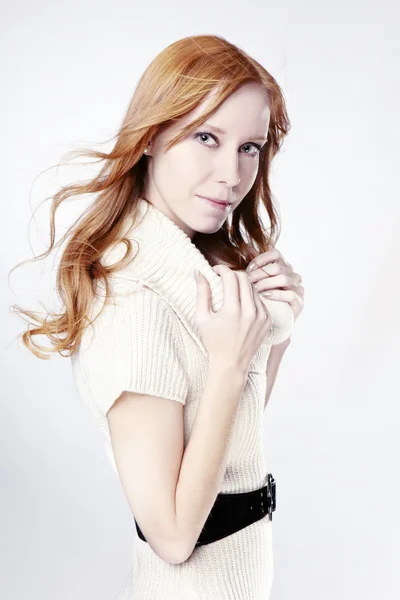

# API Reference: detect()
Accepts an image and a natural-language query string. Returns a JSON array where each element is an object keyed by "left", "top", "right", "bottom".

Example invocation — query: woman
[{"left": 12, "top": 34, "right": 304, "bottom": 599}]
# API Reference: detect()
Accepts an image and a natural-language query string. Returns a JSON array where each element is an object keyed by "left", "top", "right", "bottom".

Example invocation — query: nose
[{"left": 215, "top": 150, "right": 241, "bottom": 187}]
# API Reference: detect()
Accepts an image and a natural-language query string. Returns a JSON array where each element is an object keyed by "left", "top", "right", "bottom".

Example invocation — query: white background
[{"left": 2, "top": 0, "right": 399, "bottom": 598}]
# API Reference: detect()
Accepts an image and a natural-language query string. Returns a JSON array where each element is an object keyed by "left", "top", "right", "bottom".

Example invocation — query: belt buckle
[{"left": 266, "top": 473, "right": 276, "bottom": 520}]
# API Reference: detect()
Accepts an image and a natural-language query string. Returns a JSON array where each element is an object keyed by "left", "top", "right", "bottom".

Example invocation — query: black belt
[{"left": 135, "top": 472, "right": 276, "bottom": 547}]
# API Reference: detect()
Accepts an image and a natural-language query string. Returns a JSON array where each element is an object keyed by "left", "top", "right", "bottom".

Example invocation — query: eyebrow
[{"left": 201, "top": 122, "right": 268, "bottom": 142}]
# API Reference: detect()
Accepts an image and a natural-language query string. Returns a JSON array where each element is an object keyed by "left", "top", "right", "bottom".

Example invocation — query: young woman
[{"left": 12, "top": 34, "right": 304, "bottom": 599}]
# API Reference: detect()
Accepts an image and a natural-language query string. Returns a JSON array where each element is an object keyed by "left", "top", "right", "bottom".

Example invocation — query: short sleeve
[{"left": 71, "top": 286, "right": 189, "bottom": 442}]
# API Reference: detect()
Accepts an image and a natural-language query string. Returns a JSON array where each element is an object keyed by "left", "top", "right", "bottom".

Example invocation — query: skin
[
  {"left": 142, "top": 81, "right": 270, "bottom": 240},
  {"left": 142, "top": 82, "right": 304, "bottom": 409},
  {"left": 141, "top": 80, "right": 304, "bottom": 325}
]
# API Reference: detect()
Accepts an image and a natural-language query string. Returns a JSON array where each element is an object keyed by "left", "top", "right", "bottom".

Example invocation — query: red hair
[{"left": 9, "top": 34, "right": 291, "bottom": 359}]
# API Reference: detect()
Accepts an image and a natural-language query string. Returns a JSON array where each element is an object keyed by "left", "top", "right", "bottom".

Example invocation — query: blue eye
[
  {"left": 193, "top": 131, "right": 262, "bottom": 156},
  {"left": 193, "top": 131, "right": 218, "bottom": 146}
]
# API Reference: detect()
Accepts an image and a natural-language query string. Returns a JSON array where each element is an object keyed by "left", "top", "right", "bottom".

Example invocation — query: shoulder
[
  {"left": 75, "top": 284, "right": 188, "bottom": 382},
  {"left": 84, "top": 284, "right": 178, "bottom": 347},
  {"left": 71, "top": 283, "right": 190, "bottom": 430}
]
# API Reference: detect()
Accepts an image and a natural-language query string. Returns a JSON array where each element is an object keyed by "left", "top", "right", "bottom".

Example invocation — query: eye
[
  {"left": 241, "top": 143, "right": 262, "bottom": 156},
  {"left": 193, "top": 131, "right": 218, "bottom": 147},
  {"left": 193, "top": 131, "right": 262, "bottom": 157}
]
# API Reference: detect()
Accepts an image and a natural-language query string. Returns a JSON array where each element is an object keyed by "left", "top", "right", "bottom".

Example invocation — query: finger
[
  {"left": 254, "top": 273, "right": 293, "bottom": 293},
  {"left": 248, "top": 261, "right": 284, "bottom": 283},
  {"left": 235, "top": 271, "right": 257, "bottom": 313},
  {"left": 261, "top": 289, "right": 296, "bottom": 302},
  {"left": 194, "top": 270, "right": 213, "bottom": 319},
  {"left": 252, "top": 276, "right": 269, "bottom": 318},
  {"left": 247, "top": 249, "right": 281, "bottom": 272},
  {"left": 212, "top": 264, "right": 241, "bottom": 310}
]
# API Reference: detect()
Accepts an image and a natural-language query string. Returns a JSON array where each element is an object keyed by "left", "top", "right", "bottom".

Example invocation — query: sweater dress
[{"left": 70, "top": 197, "right": 294, "bottom": 600}]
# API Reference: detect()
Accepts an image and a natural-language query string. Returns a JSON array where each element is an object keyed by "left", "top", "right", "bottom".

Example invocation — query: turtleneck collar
[{"left": 102, "top": 197, "right": 294, "bottom": 368}]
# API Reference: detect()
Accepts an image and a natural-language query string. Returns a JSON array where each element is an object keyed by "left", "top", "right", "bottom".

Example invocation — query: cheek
[
  {"left": 241, "top": 159, "right": 260, "bottom": 190},
  {"left": 165, "top": 145, "right": 211, "bottom": 185}
]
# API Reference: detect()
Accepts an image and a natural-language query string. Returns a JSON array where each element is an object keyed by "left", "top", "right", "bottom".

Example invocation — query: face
[{"left": 142, "top": 81, "right": 270, "bottom": 239}]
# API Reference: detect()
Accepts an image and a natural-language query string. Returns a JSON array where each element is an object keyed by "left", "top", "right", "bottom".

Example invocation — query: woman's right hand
[{"left": 193, "top": 265, "right": 272, "bottom": 373}]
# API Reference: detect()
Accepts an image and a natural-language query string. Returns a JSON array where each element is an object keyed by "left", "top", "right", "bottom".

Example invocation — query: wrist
[{"left": 208, "top": 357, "right": 249, "bottom": 380}]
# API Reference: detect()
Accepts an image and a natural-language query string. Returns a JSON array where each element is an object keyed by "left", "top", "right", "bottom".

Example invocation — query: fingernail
[
  {"left": 263, "top": 291, "right": 273, "bottom": 297},
  {"left": 249, "top": 262, "right": 257, "bottom": 272}
]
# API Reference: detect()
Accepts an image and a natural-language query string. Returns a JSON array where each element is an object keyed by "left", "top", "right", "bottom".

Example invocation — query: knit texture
[{"left": 70, "top": 198, "right": 294, "bottom": 599}]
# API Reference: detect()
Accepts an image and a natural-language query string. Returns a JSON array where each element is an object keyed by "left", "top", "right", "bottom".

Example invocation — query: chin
[{"left": 194, "top": 221, "right": 225, "bottom": 236}]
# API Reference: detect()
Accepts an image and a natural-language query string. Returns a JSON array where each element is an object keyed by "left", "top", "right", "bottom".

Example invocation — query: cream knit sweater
[{"left": 71, "top": 198, "right": 294, "bottom": 599}]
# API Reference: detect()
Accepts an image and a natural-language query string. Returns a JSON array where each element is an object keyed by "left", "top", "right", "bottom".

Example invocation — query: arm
[
  {"left": 108, "top": 358, "right": 247, "bottom": 566},
  {"left": 264, "top": 337, "right": 291, "bottom": 410},
  {"left": 175, "top": 360, "right": 248, "bottom": 562}
]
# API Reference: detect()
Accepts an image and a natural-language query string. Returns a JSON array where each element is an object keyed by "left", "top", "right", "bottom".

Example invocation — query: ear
[{"left": 143, "top": 141, "right": 153, "bottom": 157}]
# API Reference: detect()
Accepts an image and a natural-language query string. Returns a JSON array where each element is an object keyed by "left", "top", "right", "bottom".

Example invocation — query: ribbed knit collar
[{"left": 104, "top": 197, "right": 293, "bottom": 367}]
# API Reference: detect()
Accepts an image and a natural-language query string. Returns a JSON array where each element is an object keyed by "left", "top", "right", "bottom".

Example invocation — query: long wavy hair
[{"left": 9, "top": 34, "right": 291, "bottom": 360}]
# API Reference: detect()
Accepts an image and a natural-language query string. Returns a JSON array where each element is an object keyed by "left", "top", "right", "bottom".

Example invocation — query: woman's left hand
[{"left": 246, "top": 249, "right": 304, "bottom": 323}]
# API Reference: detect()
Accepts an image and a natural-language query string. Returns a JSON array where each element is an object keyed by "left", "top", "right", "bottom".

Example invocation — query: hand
[{"left": 245, "top": 248, "right": 304, "bottom": 323}]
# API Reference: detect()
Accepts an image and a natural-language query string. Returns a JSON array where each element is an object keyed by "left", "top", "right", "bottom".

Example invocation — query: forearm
[
  {"left": 175, "top": 359, "right": 248, "bottom": 562},
  {"left": 264, "top": 337, "right": 291, "bottom": 410}
]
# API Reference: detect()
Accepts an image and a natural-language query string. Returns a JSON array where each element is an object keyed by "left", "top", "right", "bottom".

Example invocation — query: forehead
[
  {"left": 157, "top": 83, "right": 270, "bottom": 148},
  {"left": 181, "top": 83, "right": 270, "bottom": 133}
]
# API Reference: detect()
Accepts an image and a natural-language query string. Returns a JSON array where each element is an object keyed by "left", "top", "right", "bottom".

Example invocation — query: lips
[{"left": 198, "top": 196, "right": 231, "bottom": 206}]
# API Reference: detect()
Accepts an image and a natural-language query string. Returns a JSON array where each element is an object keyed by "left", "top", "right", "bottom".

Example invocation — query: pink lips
[
  {"left": 197, "top": 195, "right": 230, "bottom": 207},
  {"left": 210, "top": 199, "right": 229, "bottom": 206}
]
